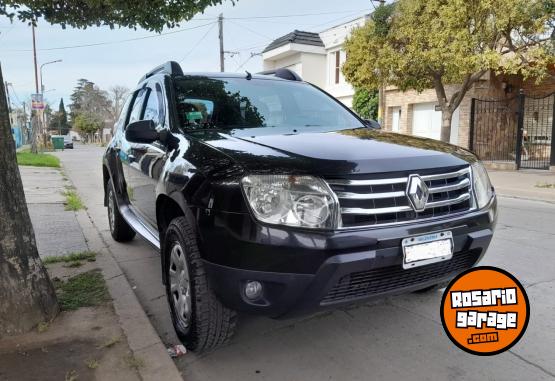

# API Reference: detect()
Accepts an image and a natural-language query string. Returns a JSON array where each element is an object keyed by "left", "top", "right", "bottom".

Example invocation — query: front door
[
  {"left": 122, "top": 82, "right": 168, "bottom": 227},
  {"left": 391, "top": 107, "right": 401, "bottom": 132}
]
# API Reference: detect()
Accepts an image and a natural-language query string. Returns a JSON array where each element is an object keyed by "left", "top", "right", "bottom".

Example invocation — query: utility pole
[
  {"left": 32, "top": 25, "right": 39, "bottom": 94},
  {"left": 218, "top": 14, "right": 225, "bottom": 72},
  {"left": 31, "top": 23, "right": 39, "bottom": 153}
]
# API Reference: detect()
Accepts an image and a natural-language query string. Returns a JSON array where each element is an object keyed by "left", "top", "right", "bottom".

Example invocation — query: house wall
[
  {"left": 384, "top": 84, "right": 471, "bottom": 147},
  {"left": 320, "top": 17, "right": 369, "bottom": 108},
  {"left": 299, "top": 53, "right": 326, "bottom": 88},
  {"left": 383, "top": 72, "right": 555, "bottom": 149},
  {"left": 263, "top": 52, "right": 302, "bottom": 72}
]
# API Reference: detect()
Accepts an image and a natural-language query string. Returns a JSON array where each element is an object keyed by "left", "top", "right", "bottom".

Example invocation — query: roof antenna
[{"left": 245, "top": 70, "right": 252, "bottom": 80}]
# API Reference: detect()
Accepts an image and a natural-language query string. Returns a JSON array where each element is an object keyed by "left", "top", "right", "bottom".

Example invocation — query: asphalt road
[{"left": 55, "top": 144, "right": 555, "bottom": 381}]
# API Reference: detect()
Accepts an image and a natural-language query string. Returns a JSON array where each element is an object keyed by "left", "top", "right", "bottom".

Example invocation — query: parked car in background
[
  {"left": 102, "top": 62, "right": 497, "bottom": 352},
  {"left": 64, "top": 135, "right": 74, "bottom": 149}
]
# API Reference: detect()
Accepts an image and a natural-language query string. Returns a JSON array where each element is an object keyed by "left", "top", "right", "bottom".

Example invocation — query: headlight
[
  {"left": 471, "top": 162, "right": 494, "bottom": 209},
  {"left": 241, "top": 175, "right": 339, "bottom": 229}
]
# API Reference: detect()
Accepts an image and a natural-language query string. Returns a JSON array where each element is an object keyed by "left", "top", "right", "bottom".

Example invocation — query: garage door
[
  {"left": 412, "top": 102, "right": 442, "bottom": 140},
  {"left": 412, "top": 103, "right": 460, "bottom": 145}
]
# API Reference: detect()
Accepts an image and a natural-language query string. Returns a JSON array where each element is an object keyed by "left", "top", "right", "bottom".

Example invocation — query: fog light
[{"left": 244, "top": 281, "right": 263, "bottom": 300}]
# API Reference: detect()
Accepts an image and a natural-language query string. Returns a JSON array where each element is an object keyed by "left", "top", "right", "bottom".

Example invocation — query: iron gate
[
  {"left": 520, "top": 93, "right": 555, "bottom": 169},
  {"left": 470, "top": 91, "right": 555, "bottom": 170},
  {"left": 469, "top": 96, "right": 519, "bottom": 164}
]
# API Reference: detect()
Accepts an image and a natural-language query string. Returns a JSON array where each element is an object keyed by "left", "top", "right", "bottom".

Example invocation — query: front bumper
[{"left": 201, "top": 197, "right": 497, "bottom": 318}]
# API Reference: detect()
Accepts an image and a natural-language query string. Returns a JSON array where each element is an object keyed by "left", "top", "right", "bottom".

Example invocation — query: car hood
[{"left": 188, "top": 128, "right": 476, "bottom": 176}]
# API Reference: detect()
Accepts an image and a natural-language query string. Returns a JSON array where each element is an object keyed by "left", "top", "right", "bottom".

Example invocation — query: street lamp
[
  {"left": 40, "top": 59, "right": 62, "bottom": 94},
  {"left": 38, "top": 59, "right": 61, "bottom": 141}
]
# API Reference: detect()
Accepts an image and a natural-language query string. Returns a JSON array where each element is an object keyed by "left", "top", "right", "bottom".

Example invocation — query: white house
[{"left": 262, "top": 15, "right": 370, "bottom": 108}]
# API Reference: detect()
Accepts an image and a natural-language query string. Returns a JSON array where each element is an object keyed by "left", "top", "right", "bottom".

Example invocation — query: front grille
[
  {"left": 327, "top": 167, "right": 473, "bottom": 228},
  {"left": 321, "top": 250, "right": 481, "bottom": 305}
]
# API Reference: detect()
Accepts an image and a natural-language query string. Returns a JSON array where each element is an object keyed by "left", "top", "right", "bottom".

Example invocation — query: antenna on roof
[{"left": 245, "top": 71, "right": 252, "bottom": 80}]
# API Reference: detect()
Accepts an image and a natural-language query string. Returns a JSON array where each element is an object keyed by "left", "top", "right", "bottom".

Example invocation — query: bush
[{"left": 352, "top": 88, "right": 378, "bottom": 120}]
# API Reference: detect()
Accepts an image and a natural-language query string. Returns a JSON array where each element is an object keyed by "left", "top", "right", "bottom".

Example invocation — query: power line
[
  {"left": 1, "top": 21, "right": 217, "bottom": 52},
  {"left": 200, "top": 9, "right": 370, "bottom": 21},
  {"left": 234, "top": 53, "right": 257, "bottom": 72},
  {"left": 227, "top": 20, "right": 274, "bottom": 41},
  {"left": 179, "top": 22, "right": 217, "bottom": 63},
  {"left": 310, "top": 10, "right": 368, "bottom": 30}
]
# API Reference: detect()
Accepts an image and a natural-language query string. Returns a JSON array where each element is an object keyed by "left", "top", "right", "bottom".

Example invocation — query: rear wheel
[
  {"left": 107, "top": 178, "right": 135, "bottom": 242},
  {"left": 164, "top": 216, "right": 237, "bottom": 352}
]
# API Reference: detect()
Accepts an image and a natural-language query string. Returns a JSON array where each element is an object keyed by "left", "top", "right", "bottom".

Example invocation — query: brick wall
[{"left": 383, "top": 71, "right": 555, "bottom": 150}]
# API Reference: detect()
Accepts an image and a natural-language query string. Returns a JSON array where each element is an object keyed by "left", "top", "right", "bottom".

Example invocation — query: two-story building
[{"left": 262, "top": 15, "right": 370, "bottom": 108}]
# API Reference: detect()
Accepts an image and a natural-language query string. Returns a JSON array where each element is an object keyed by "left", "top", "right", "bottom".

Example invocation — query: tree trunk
[
  {"left": 30, "top": 115, "right": 38, "bottom": 154},
  {"left": 440, "top": 108, "right": 453, "bottom": 143},
  {"left": 0, "top": 64, "right": 59, "bottom": 337}
]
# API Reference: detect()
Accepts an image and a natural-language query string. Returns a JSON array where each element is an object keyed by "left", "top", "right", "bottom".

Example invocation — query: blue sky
[{"left": 0, "top": 0, "right": 373, "bottom": 109}]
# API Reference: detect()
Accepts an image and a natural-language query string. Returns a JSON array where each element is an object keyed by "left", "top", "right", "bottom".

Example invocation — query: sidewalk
[
  {"left": 489, "top": 169, "right": 555, "bottom": 203},
  {"left": 20, "top": 166, "right": 88, "bottom": 258},
  {"left": 2, "top": 164, "right": 182, "bottom": 381}
]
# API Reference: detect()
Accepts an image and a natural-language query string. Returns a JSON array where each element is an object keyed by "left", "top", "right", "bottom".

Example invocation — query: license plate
[{"left": 402, "top": 231, "right": 453, "bottom": 269}]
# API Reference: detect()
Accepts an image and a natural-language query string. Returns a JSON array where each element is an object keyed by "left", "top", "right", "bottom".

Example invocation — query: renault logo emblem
[{"left": 407, "top": 175, "right": 429, "bottom": 212}]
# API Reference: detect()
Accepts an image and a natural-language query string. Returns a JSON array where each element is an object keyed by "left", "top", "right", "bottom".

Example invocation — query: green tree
[
  {"left": 69, "top": 79, "right": 111, "bottom": 124},
  {"left": 73, "top": 112, "right": 103, "bottom": 142},
  {"left": 48, "top": 98, "right": 70, "bottom": 135},
  {"left": 343, "top": 0, "right": 555, "bottom": 142},
  {"left": 0, "top": 0, "right": 234, "bottom": 337},
  {"left": 0, "top": 0, "right": 225, "bottom": 32},
  {"left": 352, "top": 88, "right": 378, "bottom": 120}
]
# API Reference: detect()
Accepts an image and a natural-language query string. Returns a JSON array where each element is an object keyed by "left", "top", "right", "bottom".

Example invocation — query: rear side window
[
  {"left": 143, "top": 83, "right": 166, "bottom": 126},
  {"left": 128, "top": 88, "right": 147, "bottom": 124},
  {"left": 116, "top": 94, "right": 134, "bottom": 130}
]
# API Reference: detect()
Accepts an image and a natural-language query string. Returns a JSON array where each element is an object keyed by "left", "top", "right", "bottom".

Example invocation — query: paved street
[{"left": 54, "top": 145, "right": 555, "bottom": 381}]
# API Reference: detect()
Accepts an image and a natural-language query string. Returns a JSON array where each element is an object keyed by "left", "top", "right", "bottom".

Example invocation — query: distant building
[{"left": 262, "top": 15, "right": 370, "bottom": 108}]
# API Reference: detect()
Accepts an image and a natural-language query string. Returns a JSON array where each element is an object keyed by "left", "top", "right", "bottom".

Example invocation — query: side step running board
[{"left": 119, "top": 204, "right": 161, "bottom": 250}]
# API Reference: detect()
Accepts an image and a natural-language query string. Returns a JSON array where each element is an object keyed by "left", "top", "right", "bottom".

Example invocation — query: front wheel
[{"left": 164, "top": 216, "right": 237, "bottom": 352}]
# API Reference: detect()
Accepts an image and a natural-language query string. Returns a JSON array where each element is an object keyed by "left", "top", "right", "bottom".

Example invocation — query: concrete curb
[
  {"left": 496, "top": 193, "right": 555, "bottom": 205},
  {"left": 75, "top": 209, "right": 182, "bottom": 381}
]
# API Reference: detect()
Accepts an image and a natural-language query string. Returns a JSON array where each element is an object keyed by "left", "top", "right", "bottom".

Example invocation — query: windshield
[{"left": 173, "top": 76, "right": 363, "bottom": 132}]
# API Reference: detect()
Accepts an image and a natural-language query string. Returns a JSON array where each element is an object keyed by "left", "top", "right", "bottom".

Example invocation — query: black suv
[{"left": 103, "top": 62, "right": 497, "bottom": 352}]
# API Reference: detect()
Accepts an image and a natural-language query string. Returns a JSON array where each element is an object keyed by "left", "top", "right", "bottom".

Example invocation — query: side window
[
  {"left": 143, "top": 83, "right": 166, "bottom": 126},
  {"left": 128, "top": 88, "right": 147, "bottom": 124},
  {"left": 143, "top": 90, "right": 159, "bottom": 124},
  {"left": 116, "top": 94, "right": 134, "bottom": 131}
]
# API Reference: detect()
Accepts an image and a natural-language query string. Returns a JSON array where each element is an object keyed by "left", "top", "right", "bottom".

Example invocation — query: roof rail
[
  {"left": 138, "top": 61, "right": 184, "bottom": 84},
  {"left": 258, "top": 68, "right": 303, "bottom": 81}
]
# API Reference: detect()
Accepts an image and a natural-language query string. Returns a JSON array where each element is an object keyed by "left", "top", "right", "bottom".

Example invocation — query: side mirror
[
  {"left": 363, "top": 119, "right": 381, "bottom": 129},
  {"left": 125, "top": 120, "right": 158, "bottom": 143}
]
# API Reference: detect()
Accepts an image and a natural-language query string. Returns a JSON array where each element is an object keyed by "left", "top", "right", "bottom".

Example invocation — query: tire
[
  {"left": 107, "top": 178, "right": 135, "bottom": 242},
  {"left": 164, "top": 216, "right": 237, "bottom": 352}
]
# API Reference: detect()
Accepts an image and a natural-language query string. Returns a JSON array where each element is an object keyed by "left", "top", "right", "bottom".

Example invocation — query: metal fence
[
  {"left": 470, "top": 91, "right": 555, "bottom": 170},
  {"left": 469, "top": 96, "right": 519, "bottom": 163},
  {"left": 520, "top": 93, "right": 554, "bottom": 170}
]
